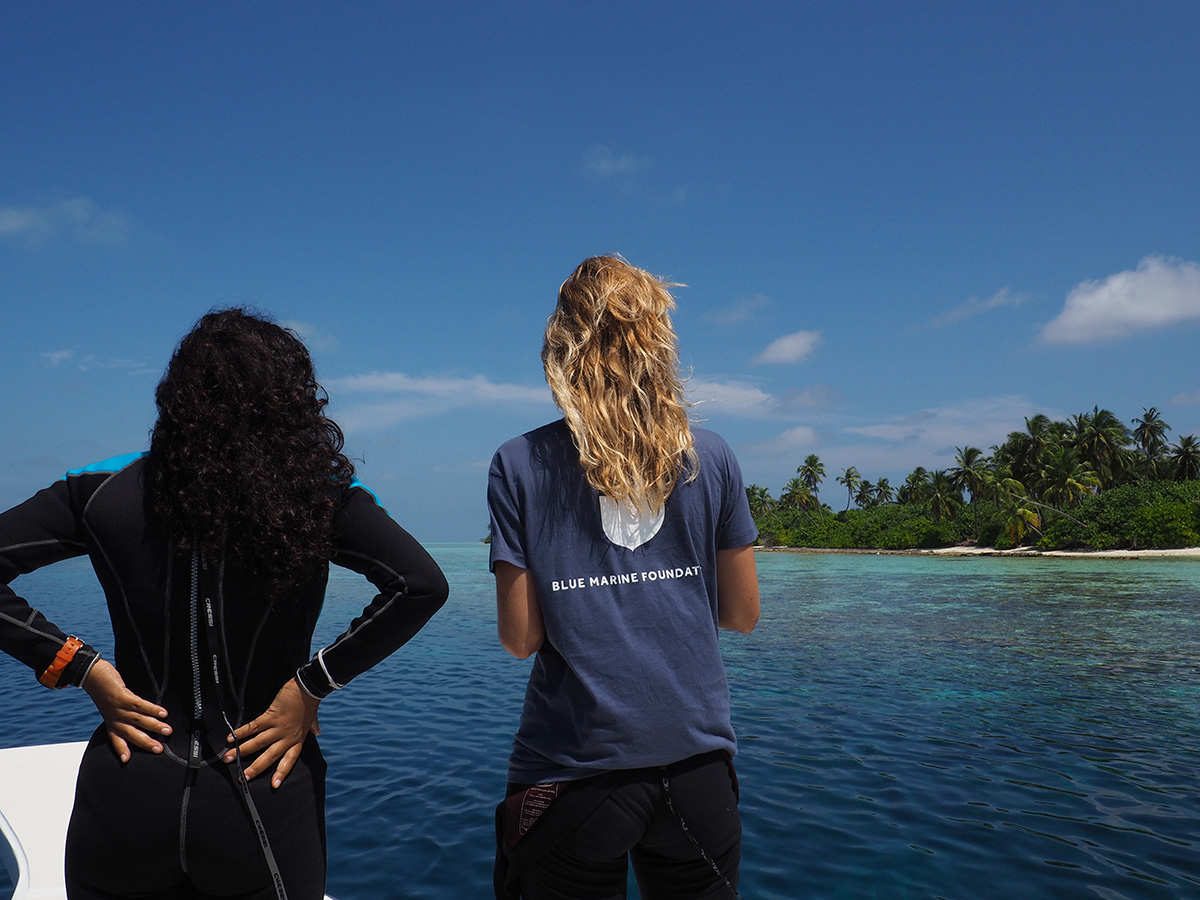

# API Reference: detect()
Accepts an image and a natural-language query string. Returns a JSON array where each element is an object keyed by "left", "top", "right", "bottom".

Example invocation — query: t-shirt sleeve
[
  {"left": 714, "top": 437, "right": 759, "bottom": 550},
  {"left": 487, "top": 443, "right": 528, "bottom": 572}
]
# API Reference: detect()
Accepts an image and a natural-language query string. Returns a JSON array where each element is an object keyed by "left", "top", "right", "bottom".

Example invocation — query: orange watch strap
[{"left": 39, "top": 636, "right": 84, "bottom": 688}]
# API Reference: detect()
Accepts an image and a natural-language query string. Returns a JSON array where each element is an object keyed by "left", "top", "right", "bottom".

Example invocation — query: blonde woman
[{"left": 488, "top": 256, "right": 760, "bottom": 899}]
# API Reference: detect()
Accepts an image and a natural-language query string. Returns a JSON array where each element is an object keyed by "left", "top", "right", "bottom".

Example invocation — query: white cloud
[
  {"left": 330, "top": 372, "right": 550, "bottom": 403},
  {"left": 775, "top": 385, "right": 842, "bottom": 413},
  {"left": 326, "top": 371, "right": 553, "bottom": 430},
  {"left": 747, "top": 425, "right": 819, "bottom": 456},
  {"left": 1169, "top": 390, "right": 1200, "bottom": 406},
  {"left": 686, "top": 379, "right": 840, "bottom": 420},
  {"left": 1041, "top": 255, "right": 1200, "bottom": 344},
  {"left": 0, "top": 198, "right": 130, "bottom": 246},
  {"left": 686, "top": 379, "right": 777, "bottom": 417},
  {"left": 736, "top": 395, "right": 1053, "bottom": 498},
  {"left": 703, "top": 293, "right": 771, "bottom": 325},
  {"left": 752, "top": 329, "right": 822, "bottom": 365},
  {"left": 844, "top": 415, "right": 936, "bottom": 443},
  {"left": 840, "top": 395, "right": 1036, "bottom": 456},
  {"left": 930, "top": 288, "right": 1026, "bottom": 327},
  {"left": 281, "top": 319, "right": 340, "bottom": 352},
  {"left": 582, "top": 144, "right": 651, "bottom": 177},
  {"left": 0, "top": 207, "right": 45, "bottom": 236},
  {"left": 740, "top": 396, "right": 1036, "bottom": 487},
  {"left": 40, "top": 349, "right": 156, "bottom": 376}
]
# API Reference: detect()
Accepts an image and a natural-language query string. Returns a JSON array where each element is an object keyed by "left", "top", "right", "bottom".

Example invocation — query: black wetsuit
[{"left": 0, "top": 454, "right": 449, "bottom": 900}]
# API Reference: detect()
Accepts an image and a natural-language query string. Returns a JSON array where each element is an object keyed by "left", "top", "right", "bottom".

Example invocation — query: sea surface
[{"left": 2, "top": 545, "right": 1199, "bottom": 899}]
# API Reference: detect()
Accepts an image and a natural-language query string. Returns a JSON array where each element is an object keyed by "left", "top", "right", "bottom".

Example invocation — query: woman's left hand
[{"left": 225, "top": 677, "right": 321, "bottom": 788}]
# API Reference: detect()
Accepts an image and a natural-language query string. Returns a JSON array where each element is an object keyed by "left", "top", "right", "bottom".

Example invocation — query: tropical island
[{"left": 747, "top": 407, "right": 1200, "bottom": 552}]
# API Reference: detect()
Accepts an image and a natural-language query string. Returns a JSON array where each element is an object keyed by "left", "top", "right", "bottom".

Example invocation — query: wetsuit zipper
[
  {"left": 195, "top": 554, "right": 290, "bottom": 900},
  {"left": 190, "top": 551, "right": 202, "bottom": 727},
  {"left": 181, "top": 549, "right": 204, "bottom": 874}
]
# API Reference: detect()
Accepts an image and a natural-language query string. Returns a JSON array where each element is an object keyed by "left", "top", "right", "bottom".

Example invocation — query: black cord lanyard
[{"left": 660, "top": 770, "right": 744, "bottom": 900}]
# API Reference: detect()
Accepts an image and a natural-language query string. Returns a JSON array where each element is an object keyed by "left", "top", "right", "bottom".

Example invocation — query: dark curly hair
[{"left": 148, "top": 308, "right": 354, "bottom": 597}]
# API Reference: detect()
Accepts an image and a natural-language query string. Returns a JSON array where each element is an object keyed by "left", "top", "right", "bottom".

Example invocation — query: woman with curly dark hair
[
  {"left": 148, "top": 308, "right": 357, "bottom": 598},
  {"left": 0, "top": 309, "right": 448, "bottom": 900}
]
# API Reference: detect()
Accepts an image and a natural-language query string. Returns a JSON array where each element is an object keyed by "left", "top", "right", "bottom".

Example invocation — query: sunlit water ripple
[{"left": 3, "top": 546, "right": 1198, "bottom": 899}]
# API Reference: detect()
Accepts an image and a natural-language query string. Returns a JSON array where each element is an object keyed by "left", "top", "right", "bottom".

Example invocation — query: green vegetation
[{"left": 748, "top": 407, "right": 1200, "bottom": 551}]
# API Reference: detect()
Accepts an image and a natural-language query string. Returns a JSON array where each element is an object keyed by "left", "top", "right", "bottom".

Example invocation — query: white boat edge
[
  {"left": 0, "top": 742, "right": 336, "bottom": 900},
  {"left": 0, "top": 742, "right": 85, "bottom": 900}
]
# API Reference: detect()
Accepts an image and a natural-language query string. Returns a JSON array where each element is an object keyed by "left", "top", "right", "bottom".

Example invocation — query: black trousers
[
  {"left": 497, "top": 750, "right": 741, "bottom": 900},
  {"left": 64, "top": 728, "right": 327, "bottom": 900}
]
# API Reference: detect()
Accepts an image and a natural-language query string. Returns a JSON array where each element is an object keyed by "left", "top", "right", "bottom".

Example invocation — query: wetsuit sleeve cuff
[
  {"left": 295, "top": 650, "right": 342, "bottom": 700},
  {"left": 59, "top": 645, "right": 100, "bottom": 690}
]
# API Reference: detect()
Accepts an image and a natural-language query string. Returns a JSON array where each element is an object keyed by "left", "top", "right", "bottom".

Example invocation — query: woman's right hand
[
  {"left": 81, "top": 658, "right": 171, "bottom": 762},
  {"left": 224, "top": 677, "right": 320, "bottom": 788}
]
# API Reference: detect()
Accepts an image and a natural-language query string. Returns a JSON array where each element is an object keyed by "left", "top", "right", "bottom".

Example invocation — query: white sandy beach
[
  {"left": 924, "top": 545, "right": 1200, "bottom": 559},
  {"left": 758, "top": 545, "right": 1200, "bottom": 560}
]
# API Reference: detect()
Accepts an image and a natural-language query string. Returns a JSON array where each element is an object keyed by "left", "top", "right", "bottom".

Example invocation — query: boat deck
[{"left": 0, "top": 742, "right": 86, "bottom": 900}]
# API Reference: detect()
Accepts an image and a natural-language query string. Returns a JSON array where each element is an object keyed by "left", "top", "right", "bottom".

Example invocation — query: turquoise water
[{"left": 2, "top": 546, "right": 1198, "bottom": 899}]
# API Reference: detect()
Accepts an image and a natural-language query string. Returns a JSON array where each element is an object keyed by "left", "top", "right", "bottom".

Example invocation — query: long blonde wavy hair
[{"left": 543, "top": 255, "right": 698, "bottom": 513}]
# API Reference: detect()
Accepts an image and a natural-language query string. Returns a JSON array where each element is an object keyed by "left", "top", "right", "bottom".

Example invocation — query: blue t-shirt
[{"left": 487, "top": 420, "right": 758, "bottom": 783}]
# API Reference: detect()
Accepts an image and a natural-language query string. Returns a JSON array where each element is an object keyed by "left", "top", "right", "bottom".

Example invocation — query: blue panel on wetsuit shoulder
[
  {"left": 63, "top": 452, "right": 147, "bottom": 479},
  {"left": 349, "top": 477, "right": 387, "bottom": 512}
]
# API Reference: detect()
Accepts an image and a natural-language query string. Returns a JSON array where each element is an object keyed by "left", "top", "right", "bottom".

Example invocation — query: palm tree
[
  {"left": 994, "top": 414, "right": 1055, "bottom": 493},
  {"left": 874, "top": 477, "right": 895, "bottom": 505},
  {"left": 975, "top": 468, "right": 1000, "bottom": 506},
  {"left": 745, "top": 484, "right": 776, "bottom": 520},
  {"left": 854, "top": 479, "right": 875, "bottom": 509},
  {"left": 995, "top": 476, "right": 1028, "bottom": 502},
  {"left": 1037, "top": 446, "right": 1100, "bottom": 509},
  {"left": 1107, "top": 445, "right": 1142, "bottom": 488},
  {"left": 797, "top": 454, "right": 826, "bottom": 517},
  {"left": 780, "top": 477, "right": 805, "bottom": 508},
  {"left": 1132, "top": 407, "right": 1171, "bottom": 477},
  {"left": 836, "top": 466, "right": 860, "bottom": 511},
  {"left": 1001, "top": 501, "right": 1041, "bottom": 545},
  {"left": 1069, "top": 406, "right": 1130, "bottom": 488},
  {"left": 1170, "top": 434, "right": 1200, "bottom": 481},
  {"left": 780, "top": 478, "right": 820, "bottom": 520},
  {"left": 898, "top": 467, "right": 930, "bottom": 505},
  {"left": 950, "top": 446, "right": 989, "bottom": 541},
  {"left": 926, "top": 470, "right": 962, "bottom": 522},
  {"left": 996, "top": 477, "right": 1041, "bottom": 545}
]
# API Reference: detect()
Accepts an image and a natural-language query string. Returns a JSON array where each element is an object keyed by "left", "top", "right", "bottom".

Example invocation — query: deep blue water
[{"left": 3, "top": 545, "right": 1199, "bottom": 899}]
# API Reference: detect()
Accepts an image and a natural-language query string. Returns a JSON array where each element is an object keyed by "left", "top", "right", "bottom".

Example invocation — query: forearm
[
  {"left": 716, "top": 545, "right": 760, "bottom": 633},
  {"left": 299, "top": 491, "right": 449, "bottom": 697},
  {"left": 0, "top": 477, "right": 95, "bottom": 684},
  {"left": 0, "top": 585, "right": 100, "bottom": 687},
  {"left": 297, "top": 560, "right": 447, "bottom": 697},
  {"left": 495, "top": 561, "right": 544, "bottom": 658}
]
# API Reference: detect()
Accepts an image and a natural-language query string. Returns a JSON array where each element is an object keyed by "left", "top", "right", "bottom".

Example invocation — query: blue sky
[{"left": 3, "top": 2, "right": 1199, "bottom": 540}]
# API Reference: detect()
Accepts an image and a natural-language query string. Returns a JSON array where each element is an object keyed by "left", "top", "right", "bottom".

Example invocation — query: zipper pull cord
[
  {"left": 224, "top": 712, "right": 290, "bottom": 900},
  {"left": 660, "top": 771, "right": 743, "bottom": 900}
]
